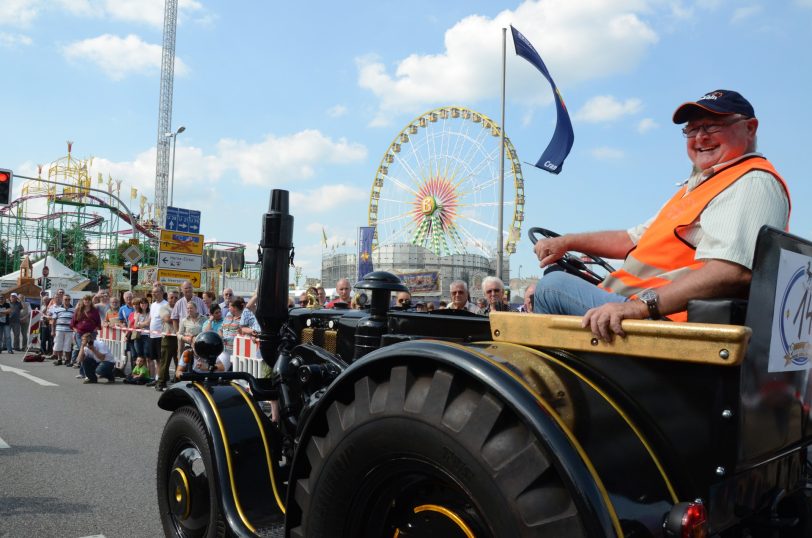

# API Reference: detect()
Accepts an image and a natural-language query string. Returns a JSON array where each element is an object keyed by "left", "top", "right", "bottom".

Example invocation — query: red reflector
[{"left": 681, "top": 502, "right": 708, "bottom": 538}]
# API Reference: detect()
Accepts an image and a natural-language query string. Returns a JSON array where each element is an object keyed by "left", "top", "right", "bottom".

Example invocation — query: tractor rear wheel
[{"left": 289, "top": 363, "right": 586, "bottom": 537}]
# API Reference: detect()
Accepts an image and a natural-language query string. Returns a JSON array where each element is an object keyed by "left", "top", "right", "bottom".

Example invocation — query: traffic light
[
  {"left": 122, "top": 263, "right": 131, "bottom": 280},
  {"left": 0, "top": 168, "right": 12, "bottom": 205},
  {"left": 130, "top": 264, "right": 139, "bottom": 286}
]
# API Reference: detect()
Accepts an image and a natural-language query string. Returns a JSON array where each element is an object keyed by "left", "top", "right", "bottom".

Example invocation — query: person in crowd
[
  {"left": 79, "top": 330, "right": 116, "bottom": 384},
  {"left": 95, "top": 289, "right": 111, "bottom": 318},
  {"left": 394, "top": 291, "right": 411, "bottom": 309},
  {"left": 238, "top": 300, "right": 258, "bottom": 335},
  {"left": 178, "top": 302, "right": 205, "bottom": 353},
  {"left": 317, "top": 286, "right": 327, "bottom": 306},
  {"left": 150, "top": 303, "right": 175, "bottom": 392},
  {"left": 123, "top": 356, "right": 151, "bottom": 385},
  {"left": 218, "top": 288, "right": 234, "bottom": 311},
  {"left": 9, "top": 293, "right": 24, "bottom": 351},
  {"left": 71, "top": 294, "right": 102, "bottom": 369},
  {"left": 51, "top": 294, "right": 74, "bottom": 366},
  {"left": 446, "top": 280, "right": 479, "bottom": 313},
  {"left": 426, "top": 302, "right": 435, "bottom": 312},
  {"left": 131, "top": 297, "right": 152, "bottom": 374},
  {"left": 202, "top": 291, "right": 217, "bottom": 313},
  {"left": 39, "top": 292, "right": 54, "bottom": 357},
  {"left": 414, "top": 302, "right": 428, "bottom": 312},
  {"left": 103, "top": 296, "right": 121, "bottom": 327},
  {"left": 146, "top": 283, "right": 167, "bottom": 381},
  {"left": 218, "top": 298, "right": 245, "bottom": 367},
  {"left": 118, "top": 291, "right": 136, "bottom": 370},
  {"left": 171, "top": 281, "right": 208, "bottom": 356},
  {"left": 201, "top": 304, "right": 224, "bottom": 334},
  {"left": 17, "top": 294, "right": 31, "bottom": 351},
  {"left": 326, "top": 278, "right": 352, "bottom": 308},
  {"left": 518, "top": 285, "right": 536, "bottom": 313},
  {"left": 246, "top": 290, "right": 258, "bottom": 313},
  {"left": 438, "top": 301, "right": 447, "bottom": 308},
  {"left": 480, "top": 277, "right": 507, "bottom": 314},
  {"left": 476, "top": 297, "right": 487, "bottom": 313},
  {"left": 532, "top": 89, "right": 790, "bottom": 341},
  {"left": 0, "top": 294, "right": 12, "bottom": 354}
]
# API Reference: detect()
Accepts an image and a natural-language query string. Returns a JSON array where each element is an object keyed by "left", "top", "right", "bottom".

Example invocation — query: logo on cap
[{"left": 699, "top": 91, "right": 725, "bottom": 102}]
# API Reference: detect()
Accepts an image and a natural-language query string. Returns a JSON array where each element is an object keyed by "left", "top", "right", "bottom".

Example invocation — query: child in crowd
[{"left": 123, "top": 357, "right": 151, "bottom": 385}]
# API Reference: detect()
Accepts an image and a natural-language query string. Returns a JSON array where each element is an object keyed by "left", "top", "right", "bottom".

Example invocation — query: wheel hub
[{"left": 167, "top": 446, "right": 211, "bottom": 536}]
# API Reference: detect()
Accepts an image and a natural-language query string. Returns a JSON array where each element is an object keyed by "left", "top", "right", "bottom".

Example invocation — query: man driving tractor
[{"left": 532, "top": 89, "right": 790, "bottom": 340}]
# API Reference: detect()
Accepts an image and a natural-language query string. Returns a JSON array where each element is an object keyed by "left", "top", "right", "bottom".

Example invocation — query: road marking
[
  {"left": 79, "top": 535, "right": 106, "bottom": 538},
  {"left": 0, "top": 364, "right": 58, "bottom": 386},
  {"left": 0, "top": 436, "right": 9, "bottom": 449}
]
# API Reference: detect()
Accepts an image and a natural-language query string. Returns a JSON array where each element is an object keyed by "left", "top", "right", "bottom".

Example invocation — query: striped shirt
[{"left": 52, "top": 306, "right": 75, "bottom": 333}]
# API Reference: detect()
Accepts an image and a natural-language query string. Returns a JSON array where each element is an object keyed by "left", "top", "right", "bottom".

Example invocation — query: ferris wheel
[{"left": 368, "top": 106, "right": 525, "bottom": 258}]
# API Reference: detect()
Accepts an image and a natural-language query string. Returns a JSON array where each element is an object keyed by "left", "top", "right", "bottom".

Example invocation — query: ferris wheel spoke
[
  {"left": 457, "top": 200, "right": 513, "bottom": 209},
  {"left": 454, "top": 221, "right": 493, "bottom": 256},
  {"left": 381, "top": 171, "right": 420, "bottom": 197},
  {"left": 375, "top": 211, "right": 414, "bottom": 226}
]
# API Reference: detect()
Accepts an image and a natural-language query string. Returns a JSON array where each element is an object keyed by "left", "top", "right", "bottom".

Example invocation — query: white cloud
[
  {"left": 0, "top": 0, "right": 39, "bottom": 26},
  {"left": 327, "top": 105, "right": 348, "bottom": 118},
  {"left": 0, "top": 32, "right": 33, "bottom": 47},
  {"left": 290, "top": 185, "right": 367, "bottom": 214},
  {"left": 637, "top": 117, "right": 658, "bottom": 133},
  {"left": 731, "top": 5, "right": 762, "bottom": 23},
  {"left": 358, "top": 0, "right": 658, "bottom": 125},
  {"left": 217, "top": 130, "right": 367, "bottom": 186},
  {"left": 591, "top": 146, "right": 625, "bottom": 160},
  {"left": 575, "top": 95, "right": 642, "bottom": 123},
  {"left": 62, "top": 34, "right": 189, "bottom": 80}
]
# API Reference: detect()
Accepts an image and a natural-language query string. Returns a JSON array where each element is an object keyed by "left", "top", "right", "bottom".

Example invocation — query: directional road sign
[
  {"left": 166, "top": 206, "right": 202, "bottom": 234},
  {"left": 122, "top": 244, "right": 143, "bottom": 264},
  {"left": 157, "top": 269, "right": 201, "bottom": 288},
  {"left": 158, "top": 252, "right": 203, "bottom": 272},
  {"left": 160, "top": 230, "right": 204, "bottom": 255}
]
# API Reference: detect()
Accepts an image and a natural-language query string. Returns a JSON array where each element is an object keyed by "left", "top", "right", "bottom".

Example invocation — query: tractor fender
[
  {"left": 287, "top": 339, "right": 623, "bottom": 537},
  {"left": 158, "top": 382, "right": 286, "bottom": 536}
]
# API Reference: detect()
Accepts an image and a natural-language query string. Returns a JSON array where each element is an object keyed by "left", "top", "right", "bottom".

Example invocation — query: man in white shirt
[
  {"left": 79, "top": 331, "right": 117, "bottom": 384},
  {"left": 146, "top": 283, "right": 167, "bottom": 381}
]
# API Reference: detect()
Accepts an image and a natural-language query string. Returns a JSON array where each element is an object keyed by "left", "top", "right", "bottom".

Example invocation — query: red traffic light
[
  {"left": 131, "top": 264, "right": 139, "bottom": 272},
  {"left": 0, "top": 168, "right": 12, "bottom": 205},
  {"left": 0, "top": 171, "right": 10, "bottom": 182}
]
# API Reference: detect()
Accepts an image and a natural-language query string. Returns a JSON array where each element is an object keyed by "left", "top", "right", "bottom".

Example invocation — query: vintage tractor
[{"left": 156, "top": 189, "right": 812, "bottom": 537}]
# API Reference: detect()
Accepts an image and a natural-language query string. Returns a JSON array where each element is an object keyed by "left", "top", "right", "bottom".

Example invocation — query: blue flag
[
  {"left": 510, "top": 25, "right": 574, "bottom": 174},
  {"left": 357, "top": 226, "right": 375, "bottom": 281}
]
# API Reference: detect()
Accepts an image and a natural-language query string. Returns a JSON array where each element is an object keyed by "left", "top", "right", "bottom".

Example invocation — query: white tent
[{"left": 0, "top": 257, "right": 90, "bottom": 293}]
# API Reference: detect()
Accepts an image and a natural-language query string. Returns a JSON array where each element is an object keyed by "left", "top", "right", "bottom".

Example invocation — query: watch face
[{"left": 640, "top": 289, "right": 656, "bottom": 303}]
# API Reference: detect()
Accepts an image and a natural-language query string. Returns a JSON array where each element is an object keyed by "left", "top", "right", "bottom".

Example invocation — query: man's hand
[
  {"left": 582, "top": 301, "right": 648, "bottom": 341},
  {"left": 533, "top": 236, "right": 570, "bottom": 268}
]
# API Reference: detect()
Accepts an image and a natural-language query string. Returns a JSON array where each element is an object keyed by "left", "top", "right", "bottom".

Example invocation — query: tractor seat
[{"left": 686, "top": 298, "right": 748, "bottom": 325}]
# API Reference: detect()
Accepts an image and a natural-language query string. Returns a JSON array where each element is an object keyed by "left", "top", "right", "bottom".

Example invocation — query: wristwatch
[{"left": 638, "top": 288, "right": 661, "bottom": 319}]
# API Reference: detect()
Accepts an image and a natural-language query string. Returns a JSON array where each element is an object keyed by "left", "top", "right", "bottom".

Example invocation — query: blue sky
[{"left": 2, "top": 0, "right": 811, "bottom": 286}]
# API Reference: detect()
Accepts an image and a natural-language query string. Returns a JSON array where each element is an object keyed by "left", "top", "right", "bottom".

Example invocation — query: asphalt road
[{"left": 0, "top": 353, "right": 170, "bottom": 538}]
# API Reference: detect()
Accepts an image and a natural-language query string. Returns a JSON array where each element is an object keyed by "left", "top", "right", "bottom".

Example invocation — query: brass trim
[
  {"left": 413, "top": 504, "right": 476, "bottom": 538},
  {"left": 230, "top": 381, "right": 286, "bottom": 514},
  {"left": 437, "top": 341, "right": 624, "bottom": 536},
  {"left": 171, "top": 466, "right": 191, "bottom": 520},
  {"left": 489, "top": 312, "right": 750, "bottom": 366},
  {"left": 483, "top": 341, "right": 679, "bottom": 503},
  {"left": 192, "top": 382, "right": 256, "bottom": 533}
]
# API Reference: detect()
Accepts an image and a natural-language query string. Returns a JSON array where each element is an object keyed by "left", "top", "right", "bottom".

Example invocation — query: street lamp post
[{"left": 166, "top": 125, "right": 185, "bottom": 207}]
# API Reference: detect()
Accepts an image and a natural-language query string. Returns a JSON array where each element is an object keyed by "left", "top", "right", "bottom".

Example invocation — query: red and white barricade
[
  {"left": 232, "top": 335, "right": 264, "bottom": 377},
  {"left": 97, "top": 325, "right": 128, "bottom": 366}
]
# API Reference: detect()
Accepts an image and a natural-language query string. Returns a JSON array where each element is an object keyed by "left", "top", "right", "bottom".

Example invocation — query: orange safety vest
[{"left": 600, "top": 156, "right": 790, "bottom": 321}]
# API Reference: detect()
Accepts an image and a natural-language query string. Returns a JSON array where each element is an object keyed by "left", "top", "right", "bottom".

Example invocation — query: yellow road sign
[
  {"left": 160, "top": 230, "right": 204, "bottom": 255},
  {"left": 157, "top": 269, "right": 201, "bottom": 288}
]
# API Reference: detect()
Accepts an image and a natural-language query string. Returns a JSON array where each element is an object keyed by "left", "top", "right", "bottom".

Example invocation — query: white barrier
[
  {"left": 232, "top": 335, "right": 265, "bottom": 377},
  {"left": 97, "top": 325, "right": 128, "bottom": 364}
]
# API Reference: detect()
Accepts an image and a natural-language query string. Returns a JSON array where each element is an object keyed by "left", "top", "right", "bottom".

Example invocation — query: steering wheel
[{"left": 528, "top": 227, "right": 616, "bottom": 286}]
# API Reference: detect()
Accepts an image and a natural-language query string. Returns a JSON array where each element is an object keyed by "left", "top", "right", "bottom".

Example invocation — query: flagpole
[{"left": 497, "top": 27, "right": 507, "bottom": 282}]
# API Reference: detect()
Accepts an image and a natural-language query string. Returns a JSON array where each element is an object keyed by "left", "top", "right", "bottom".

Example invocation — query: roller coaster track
[{"left": 0, "top": 193, "right": 157, "bottom": 239}]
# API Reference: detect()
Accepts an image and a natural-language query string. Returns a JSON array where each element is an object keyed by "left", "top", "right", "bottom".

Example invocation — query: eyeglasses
[
  {"left": 450, "top": 290, "right": 465, "bottom": 295},
  {"left": 397, "top": 298, "right": 410, "bottom": 304},
  {"left": 681, "top": 117, "right": 746, "bottom": 138},
  {"left": 485, "top": 288, "right": 503, "bottom": 295}
]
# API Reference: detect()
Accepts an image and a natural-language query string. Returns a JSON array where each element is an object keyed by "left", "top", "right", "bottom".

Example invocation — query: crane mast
[{"left": 153, "top": 0, "right": 178, "bottom": 227}]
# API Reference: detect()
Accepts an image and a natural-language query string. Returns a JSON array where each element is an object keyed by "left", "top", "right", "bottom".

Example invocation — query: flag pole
[{"left": 497, "top": 27, "right": 507, "bottom": 281}]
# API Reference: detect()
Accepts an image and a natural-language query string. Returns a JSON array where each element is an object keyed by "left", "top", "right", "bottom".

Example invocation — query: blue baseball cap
[{"left": 672, "top": 89, "right": 755, "bottom": 124}]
